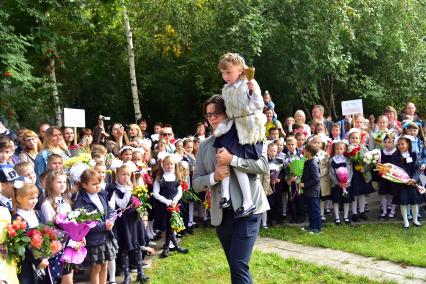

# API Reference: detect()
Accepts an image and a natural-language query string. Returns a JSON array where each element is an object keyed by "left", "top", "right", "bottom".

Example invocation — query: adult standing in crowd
[
  {"left": 311, "top": 105, "right": 333, "bottom": 135},
  {"left": 294, "top": 110, "right": 312, "bottom": 137},
  {"left": 38, "top": 122, "right": 50, "bottom": 143},
  {"left": 137, "top": 118, "right": 150, "bottom": 139},
  {"left": 18, "top": 130, "right": 41, "bottom": 168},
  {"left": 404, "top": 102, "right": 422, "bottom": 123},
  {"left": 193, "top": 95, "right": 269, "bottom": 284},
  {"left": 34, "top": 126, "right": 70, "bottom": 178},
  {"left": 107, "top": 122, "right": 130, "bottom": 156},
  {"left": 160, "top": 127, "right": 176, "bottom": 154},
  {"left": 264, "top": 108, "right": 285, "bottom": 138}
]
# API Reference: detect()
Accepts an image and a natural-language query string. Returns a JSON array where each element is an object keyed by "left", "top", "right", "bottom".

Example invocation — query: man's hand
[
  {"left": 216, "top": 148, "right": 233, "bottom": 166},
  {"left": 214, "top": 165, "right": 230, "bottom": 182}
]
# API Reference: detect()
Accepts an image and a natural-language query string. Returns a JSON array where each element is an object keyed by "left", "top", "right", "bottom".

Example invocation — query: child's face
[
  {"left": 17, "top": 192, "right": 38, "bottom": 210},
  {"left": 310, "top": 139, "right": 322, "bottom": 150},
  {"left": 286, "top": 141, "right": 296, "bottom": 153},
  {"left": 286, "top": 118, "right": 295, "bottom": 125},
  {"left": 52, "top": 175, "right": 67, "bottom": 195},
  {"left": 175, "top": 142, "right": 184, "bottom": 152},
  {"left": 296, "top": 135, "right": 305, "bottom": 148},
  {"left": 20, "top": 168, "right": 36, "bottom": 185},
  {"left": 94, "top": 166, "right": 106, "bottom": 181},
  {"left": 269, "top": 130, "right": 279, "bottom": 140},
  {"left": 83, "top": 177, "right": 101, "bottom": 194},
  {"left": 184, "top": 142, "right": 193, "bottom": 155},
  {"left": 349, "top": 133, "right": 360, "bottom": 144},
  {"left": 220, "top": 63, "right": 243, "bottom": 85},
  {"left": 378, "top": 118, "right": 388, "bottom": 130},
  {"left": 275, "top": 141, "right": 284, "bottom": 153},
  {"left": 0, "top": 148, "right": 13, "bottom": 163},
  {"left": 93, "top": 155, "right": 106, "bottom": 165},
  {"left": 335, "top": 144, "right": 346, "bottom": 156},
  {"left": 48, "top": 158, "right": 63, "bottom": 171},
  {"left": 153, "top": 125, "right": 162, "bottom": 134},
  {"left": 406, "top": 127, "right": 419, "bottom": 137},
  {"left": 331, "top": 127, "right": 340, "bottom": 138},
  {"left": 263, "top": 94, "right": 271, "bottom": 103},
  {"left": 267, "top": 145, "right": 277, "bottom": 159},
  {"left": 397, "top": 139, "right": 409, "bottom": 152},
  {"left": 384, "top": 139, "right": 394, "bottom": 151},
  {"left": 116, "top": 169, "right": 131, "bottom": 185},
  {"left": 162, "top": 159, "right": 175, "bottom": 173},
  {"left": 121, "top": 150, "right": 132, "bottom": 162},
  {"left": 315, "top": 126, "right": 325, "bottom": 134},
  {"left": 354, "top": 117, "right": 363, "bottom": 129},
  {"left": 302, "top": 149, "right": 312, "bottom": 159},
  {"left": 132, "top": 152, "right": 143, "bottom": 166}
]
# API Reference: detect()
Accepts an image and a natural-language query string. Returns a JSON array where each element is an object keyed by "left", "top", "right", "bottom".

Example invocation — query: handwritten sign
[
  {"left": 341, "top": 99, "right": 363, "bottom": 116},
  {"left": 64, "top": 108, "right": 86, "bottom": 128}
]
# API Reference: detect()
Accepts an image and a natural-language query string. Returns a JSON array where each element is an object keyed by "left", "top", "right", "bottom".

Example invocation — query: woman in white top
[{"left": 294, "top": 110, "right": 312, "bottom": 137}]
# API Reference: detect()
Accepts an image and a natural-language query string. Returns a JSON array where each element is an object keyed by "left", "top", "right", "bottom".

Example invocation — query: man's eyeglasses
[{"left": 204, "top": 112, "right": 222, "bottom": 119}]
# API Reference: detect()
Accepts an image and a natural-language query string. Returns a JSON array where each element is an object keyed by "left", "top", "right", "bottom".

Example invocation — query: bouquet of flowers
[
  {"left": 181, "top": 180, "right": 200, "bottom": 203},
  {"left": 63, "top": 153, "right": 95, "bottom": 169},
  {"left": 335, "top": 167, "right": 349, "bottom": 196},
  {"left": 167, "top": 204, "right": 185, "bottom": 232},
  {"left": 288, "top": 157, "right": 306, "bottom": 194},
  {"left": 27, "top": 225, "right": 67, "bottom": 259},
  {"left": 132, "top": 185, "right": 152, "bottom": 217},
  {"left": 362, "top": 149, "right": 381, "bottom": 166},
  {"left": 0, "top": 217, "right": 30, "bottom": 269},
  {"left": 375, "top": 163, "right": 412, "bottom": 184},
  {"left": 55, "top": 209, "right": 102, "bottom": 264}
]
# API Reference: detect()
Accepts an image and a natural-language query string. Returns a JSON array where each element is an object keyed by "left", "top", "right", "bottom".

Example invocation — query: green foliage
[
  {"left": 261, "top": 223, "right": 426, "bottom": 267},
  {"left": 1, "top": 0, "right": 425, "bottom": 132},
  {"left": 148, "top": 228, "right": 388, "bottom": 284}
]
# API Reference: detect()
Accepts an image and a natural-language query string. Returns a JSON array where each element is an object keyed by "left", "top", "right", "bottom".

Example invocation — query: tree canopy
[{"left": 1, "top": 0, "right": 425, "bottom": 134}]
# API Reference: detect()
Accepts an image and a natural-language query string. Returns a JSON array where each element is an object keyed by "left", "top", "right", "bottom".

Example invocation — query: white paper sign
[
  {"left": 63, "top": 108, "right": 86, "bottom": 128},
  {"left": 341, "top": 99, "right": 363, "bottom": 116}
]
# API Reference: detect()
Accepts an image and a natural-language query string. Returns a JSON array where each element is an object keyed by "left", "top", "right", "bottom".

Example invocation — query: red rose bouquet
[
  {"left": 181, "top": 180, "right": 200, "bottom": 203},
  {"left": 27, "top": 225, "right": 67, "bottom": 259},
  {"left": 167, "top": 204, "right": 185, "bottom": 232},
  {"left": 1, "top": 217, "right": 30, "bottom": 269}
]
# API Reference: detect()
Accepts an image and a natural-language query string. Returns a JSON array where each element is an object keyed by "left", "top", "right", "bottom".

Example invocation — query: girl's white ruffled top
[{"left": 218, "top": 79, "right": 267, "bottom": 144}]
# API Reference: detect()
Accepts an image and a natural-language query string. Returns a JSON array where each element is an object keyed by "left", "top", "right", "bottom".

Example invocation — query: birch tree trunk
[
  {"left": 123, "top": 6, "right": 142, "bottom": 120},
  {"left": 49, "top": 57, "right": 62, "bottom": 126}
]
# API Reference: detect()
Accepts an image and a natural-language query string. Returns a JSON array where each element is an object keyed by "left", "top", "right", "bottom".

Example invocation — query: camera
[{"left": 98, "top": 115, "right": 111, "bottom": 121}]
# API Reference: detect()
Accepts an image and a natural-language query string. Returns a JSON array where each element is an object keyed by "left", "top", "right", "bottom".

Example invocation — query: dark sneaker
[
  {"left": 234, "top": 204, "right": 256, "bottom": 219},
  {"left": 351, "top": 214, "right": 359, "bottom": 222},
  {"left": 359, "top": 212, "right": 368, "bottom": 220},
  {"left": 219, "top": 198, "right": 231, "bottom": 209}
]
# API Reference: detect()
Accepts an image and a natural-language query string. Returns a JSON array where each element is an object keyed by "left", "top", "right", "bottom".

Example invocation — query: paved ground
[{"left": 255, "top": 237, "right": 426, "bottom": 284}]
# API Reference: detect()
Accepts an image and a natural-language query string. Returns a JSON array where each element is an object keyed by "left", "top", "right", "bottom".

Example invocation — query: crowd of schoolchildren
[
  {"left": 1, "top": 88, "right": 425, "bottom": 283},
  {"left": 262, "top": 100, "right": 426, "bottom": 233}
]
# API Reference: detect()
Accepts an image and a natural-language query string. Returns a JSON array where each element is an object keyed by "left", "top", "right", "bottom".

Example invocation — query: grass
[
  {"left": 260, "top": 223, "right": 426, "bottom": 267},
  {"left": 146, "top": 228, "right": 393, "bottom": 284}
]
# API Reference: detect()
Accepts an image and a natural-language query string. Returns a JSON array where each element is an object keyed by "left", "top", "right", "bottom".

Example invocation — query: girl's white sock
[
  {"left": 359, "top": 195, "right": 366, "bottom": 213},
  {"left": 234, "top": 168, "right": 253, "bottom": 209},
  {"left": 380, "top": 195, "right": 388, "bottom": 215},
  {"left": 413, "top": 204, "right": 421, "bottom": 225},
  {"left": 221, "top": 176, "right": 230, "bottom": 200},
  {"left": 189, "top": 202, "right": 194, "bottom": 224},
  {"left": 344, "top": 203, "right": 350, "bottom": 219},
  {"left": 108, "top": 260, "right": 116, "bottom": 282},
  {"left": 261, "top": 211, "right": 267, "bottom": 226},
  {"left": 352, "top": 196, "right": 359, "bottom": 214},
  {"left": 320, "top": 200, "right": 325, "bottom": 217},
  {"left": 401, "top": 205, "right": 409, "bottom": 227},
  {"left": 333, "top": 203, "right": 340, "bottom": 220},
  {"left": 282, "top": 192, "right": 288, "bottom": 215}
]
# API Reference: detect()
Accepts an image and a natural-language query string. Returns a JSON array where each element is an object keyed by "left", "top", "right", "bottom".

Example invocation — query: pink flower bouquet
[
  {"left": 335, "top": 167, "right": 349, "bottom": 196},
  {"left": 55, "top": 209, "right": 102, "bottom": 264}
]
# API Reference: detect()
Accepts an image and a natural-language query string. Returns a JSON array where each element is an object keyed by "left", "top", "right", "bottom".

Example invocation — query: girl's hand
[
  {"left": 275, "top": 179, "right": 281, "bottom": 183},
  {"left": 38, "top": 258, "right": 49, "bottom": 269},
  {"left": 106, "top": 220, "right": 114, "bottom": 231},
  {"left": 299, "top": 183, "right": 304, "bottom": 188},
  {"left": 73, "top": 242, "right": 82, "bottom": 251},
  {"left": 291, "top": 176, "right": 298, "bottom": 182},
  {"left": 247, "top": 80, "right": 255, "bottom": 91},
  {"left": 145, "top": 247, "right": 155, "bottom": 255},
  {"left": 170, "top": 201, "right": 176, "bottom": 207}
]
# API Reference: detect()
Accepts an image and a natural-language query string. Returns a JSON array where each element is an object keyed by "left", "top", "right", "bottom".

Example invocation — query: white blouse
[
  {"left": 40, "top": 197, "right": 72, "bottom": 223},
  {"left": 17, "top": 208, "right": 39, "bottom": 229},
  {"left": 153, "top": 172, "right": 182, "bottom": 206}
]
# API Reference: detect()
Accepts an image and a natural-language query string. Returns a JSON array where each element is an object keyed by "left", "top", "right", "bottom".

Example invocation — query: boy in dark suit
[{"left": 300, "top": 143, "right": 321, "bottom": 233}]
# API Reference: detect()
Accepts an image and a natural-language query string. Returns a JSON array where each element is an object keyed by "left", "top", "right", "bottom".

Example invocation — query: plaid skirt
[{"left": 84, "top": 237, "right": 118, "bottom": 265}]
